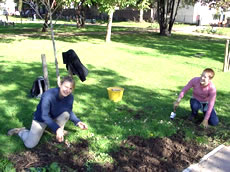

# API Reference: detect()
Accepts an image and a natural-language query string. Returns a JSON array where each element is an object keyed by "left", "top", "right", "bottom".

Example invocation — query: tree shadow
[
  {"left": 1, "top": 59, "right": 230, "bottom": 172},
  {"left": 1, "top": 23, "right": 226, "bottom": 63},
  {"left": 32, "top": 31, "right": 226, "bottom": 63},
  {"left": 111, "top": 32, "right": 226, "bottom": 63},
  {"left": 0, "top": 60, "right": 63, "bottom": 156},
  {"left": 0, "top": 60, "right": 178, "bottom": 157},
  {"left": 0, "top": 38, "right": 15, "bottom": 43},
  {"left": 215, "top": 90, "right": 230, "bottom": 127}
]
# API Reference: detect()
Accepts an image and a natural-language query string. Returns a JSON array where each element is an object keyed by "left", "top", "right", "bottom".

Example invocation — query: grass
[
  {"left": 0, "top": 21, "right": 230, "bottom": 169},
  {"left": 217, "top": 27, "right": 230, "bottom": 37}
]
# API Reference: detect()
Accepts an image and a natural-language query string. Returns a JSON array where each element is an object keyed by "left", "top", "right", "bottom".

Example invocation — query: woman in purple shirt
[
  {"left": 8, "top": 76, "right": 88, "bottom": 148},
  {"left": 174, "top": 68, "right": 219, "bottom": 128}
]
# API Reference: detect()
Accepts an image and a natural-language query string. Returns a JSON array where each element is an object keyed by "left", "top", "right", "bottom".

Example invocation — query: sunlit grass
[
  {"left": 216, "top": 27, "right": 230, "bottom": 37},
  {"left": 0, "top": 21, "right": 230, "bottom": 167}
]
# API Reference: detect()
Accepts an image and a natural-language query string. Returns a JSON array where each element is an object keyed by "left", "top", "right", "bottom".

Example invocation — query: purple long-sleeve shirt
[{"left": 178, "top": 77, "right": 216, "bottom": 120}]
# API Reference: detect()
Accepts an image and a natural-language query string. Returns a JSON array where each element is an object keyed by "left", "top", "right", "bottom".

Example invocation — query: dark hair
[
  {"left": 60, "top": 76, "right": 75, "bottom": 89},
  {"left": 203, "top": 68, "right": 215, "bottom": 79}
]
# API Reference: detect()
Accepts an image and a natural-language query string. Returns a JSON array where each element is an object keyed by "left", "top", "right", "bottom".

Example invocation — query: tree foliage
[
  {"left": 136, "top": 0, "right": 151, "bottom": 22},
  {"left": 215, "top": 0, "right": 230, "bottom": 10},
  {"left": 136, "top": 0, "right": 151, "bottom": 10},
  {"left": 93, "top": 0, "right": 136, "bottom": 13},
  {"left": 155, "top": 0, "right": 229, "bottom": 36}
]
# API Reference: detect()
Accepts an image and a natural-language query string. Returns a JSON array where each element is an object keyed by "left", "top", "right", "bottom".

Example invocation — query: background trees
[
  {"left": 12, "top": 0, "right": 230, "bottom": 39},
  {"left": 215, "top": 0, "right": 230, "bottom": 10}
]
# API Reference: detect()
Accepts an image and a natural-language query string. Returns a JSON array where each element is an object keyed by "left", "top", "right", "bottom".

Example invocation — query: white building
[
  {"left": 0, "top": 0, "right": 16, "bottom": 15},
  {"left": 175, "top": 2, "right": 219, "bottom": 25}
]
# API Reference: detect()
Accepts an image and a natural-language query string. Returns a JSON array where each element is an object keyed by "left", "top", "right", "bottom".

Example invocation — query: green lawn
[{"left": 0, "top": 21, "right": 230, "bottom": 170}]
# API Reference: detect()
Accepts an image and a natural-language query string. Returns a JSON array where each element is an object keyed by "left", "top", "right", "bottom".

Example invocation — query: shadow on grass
[
  {"left": 28, "top": 32, "right": 230, "bottom": 64},
  {"left": 0, "top": 24, "right": 42, "bottom": 34},
  {"left": 0, "top": 59, "right": 181, "bottom": 157},
  {"left": 0, "top": 60, "right": 60, "bottom": 156},
  {"left": 0, "top": 24, "right": 226, "bottom": 64},
  {"left": 0, "top": 23, "right": 134, "bottom": 35},
  {"left": 1, "top": 59, "right": 230, "bottom": 172},
  {"left": 112, "top": 33, "right": 226, "bottom": 63},
  {"left": 215, "top": 90, "right": 230, "bottom": 128},
  {"left": 0, "top": 38, "right": 15, "bottom": 43}
]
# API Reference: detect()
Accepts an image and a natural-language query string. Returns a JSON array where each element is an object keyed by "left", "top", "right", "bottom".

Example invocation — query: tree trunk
[
  {"left": 20, "top": 12, "right": 22, "bottom": 24},
  {"left": 41, "top": 54, "right": 50, "bottom": 90},
  {"left": 168, "top": 0, "right": 180, "bottom": 32},
  {"left": 47, "top": 1, "right": 60, "bottom": 85},
  {"left": 106, "top": 10, "right": 114, "bottom": 43},
  {"left": 81, "top": 10, "right": 85, "bottom": 27},
  {"left": 139, "top": 9, "right": 144, "bottom": 22},
  {"left": 42, "top": 13, "right": 49, "bottom": 32},
  {"left": 76, "top": 10, "right": 81, "bottom": 28},
  {"left": 150, "top": 8, "right": 154, "bottom": 23},
  {"left": 157, "top": 0, "right": 180, "bottom": 36},
  {"left": 76, "top": 6, "right": 85, "bottom": 28},
  {"left": 18, "top": 0, "right": 22, "bottom": 24},
  {"left": 223, "top": 40, "right": 230, "bottom": 72},
  {"left": 157, "top": 0, "right": 168, "bottom": 35}
]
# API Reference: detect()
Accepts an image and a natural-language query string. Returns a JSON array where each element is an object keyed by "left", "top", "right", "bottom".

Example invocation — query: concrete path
[
  {"left": 183, "top": 145, "right": 230, "bottom": 172},
  {"left": 173, "top": 26, "right": 230, "bottom": 40}
]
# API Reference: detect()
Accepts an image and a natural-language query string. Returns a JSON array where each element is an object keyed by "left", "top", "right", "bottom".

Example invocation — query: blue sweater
[{"left": 34, "top": 87, "right": 81, "bottom": 132}]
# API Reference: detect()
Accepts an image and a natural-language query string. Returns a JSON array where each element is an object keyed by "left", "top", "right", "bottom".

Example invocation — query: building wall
[
  {"left": 4, "top": 0, "right": 16, "bottom": 15},
  {"left": 175, "top": 4, "right": 194, "bottom": 24},
  {"left": 193, "top": 2, "right": 215, "bottom": 25},
  {"left": 175, "top": 2, "right": 218, "bottom": 25}
]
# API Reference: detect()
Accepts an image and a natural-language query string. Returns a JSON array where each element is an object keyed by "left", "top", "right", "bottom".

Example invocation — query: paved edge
[{"left": 182, "top": 144, "right": 225, "bottom": 172}]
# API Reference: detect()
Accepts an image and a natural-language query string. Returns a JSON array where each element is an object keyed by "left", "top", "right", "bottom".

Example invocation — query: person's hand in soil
[
  {"left": 56, "top": 128, "right": 64, "bottom": 142},
  {"left": 200, "top": 119, "right": 208, "bottom": 128},
  {"left": 77, "top": 122, "right": 88, "bottom": 130}
]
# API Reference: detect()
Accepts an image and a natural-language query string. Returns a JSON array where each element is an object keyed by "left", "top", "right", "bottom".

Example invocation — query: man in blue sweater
[{"left": 8, "top": 76, "right": 87, "bottom": 148}]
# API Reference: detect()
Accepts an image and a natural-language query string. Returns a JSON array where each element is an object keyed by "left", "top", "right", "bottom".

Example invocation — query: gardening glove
[
  {"left": 77, "top": 122, "right": 88, "bottom": 130},
  {"left": 201, "top": 119, "right": 209, "bottom": 129}
]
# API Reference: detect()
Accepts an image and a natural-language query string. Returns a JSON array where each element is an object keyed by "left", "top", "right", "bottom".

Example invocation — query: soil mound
[{"left": 9, "top": 134, "right": 210, "bottom": 171}]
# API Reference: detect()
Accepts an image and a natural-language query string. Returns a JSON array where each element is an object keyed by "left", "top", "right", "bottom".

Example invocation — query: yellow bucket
[{"left": 107, "top": 87, "right": 124, "bottom": 102}]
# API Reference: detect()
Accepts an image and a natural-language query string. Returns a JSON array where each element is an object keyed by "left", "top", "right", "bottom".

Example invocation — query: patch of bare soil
[
  {"left": 9, "top": 132, "right": 212, "bottom": 172},
  {"left": 93, "top": 134, "right": 211, "bottom": 172}
]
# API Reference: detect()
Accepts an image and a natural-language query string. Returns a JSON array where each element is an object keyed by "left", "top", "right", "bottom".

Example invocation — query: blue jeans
[{"left": 190, "top": 98, "right": 219, "bottom": 126}]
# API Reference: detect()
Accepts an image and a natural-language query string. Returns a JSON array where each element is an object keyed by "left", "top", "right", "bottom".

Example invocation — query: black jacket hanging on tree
[{"left": 62, "top": 49, "right": 88, "bottom": 82}]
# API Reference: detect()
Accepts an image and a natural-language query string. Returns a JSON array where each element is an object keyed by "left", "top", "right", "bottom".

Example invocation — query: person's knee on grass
[
  {"left": 8, "top": 76, "right": 88, "bottom": 148},
  {"left": 174, "top": 68, "right": 219, "bottom": 128}
]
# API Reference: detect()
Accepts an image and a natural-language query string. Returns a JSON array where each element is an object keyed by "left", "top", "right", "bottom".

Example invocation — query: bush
[{"left": 195, "top": 26, "right": 218, "bottom": 34}]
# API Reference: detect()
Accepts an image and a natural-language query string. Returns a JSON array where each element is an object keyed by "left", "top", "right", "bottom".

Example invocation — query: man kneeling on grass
[
  {"left": 173, "top": 68, "right": 219, "bottom": 128},
  {"left": 8, "top": 76, "right": 87, "bottom": 148}
]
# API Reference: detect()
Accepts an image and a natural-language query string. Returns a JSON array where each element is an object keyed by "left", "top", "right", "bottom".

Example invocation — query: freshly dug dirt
[{"left": 9, "top": 132, "right": 211, "bottom": 172}]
